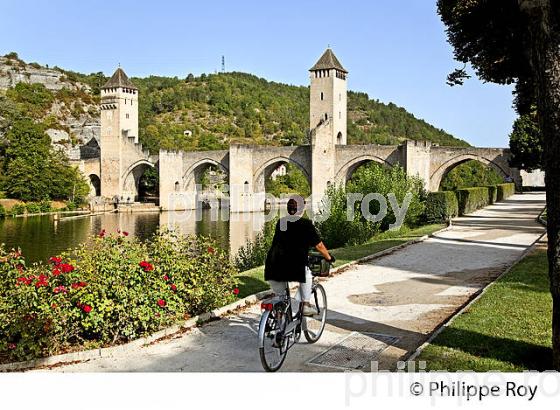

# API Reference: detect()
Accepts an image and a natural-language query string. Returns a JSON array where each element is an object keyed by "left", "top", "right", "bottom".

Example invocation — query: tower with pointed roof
[
  {"left": 309, "top": 48, "right": 348, "bottom": 145},
  {"left": 309, "top": 48, "right": 348, "bottom": 210},
  {"left": 99, "top": 67, "right": 139, "bottom": 198}
]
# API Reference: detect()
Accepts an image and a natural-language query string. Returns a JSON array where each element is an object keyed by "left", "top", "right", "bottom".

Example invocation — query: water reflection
[{"left": 0, "top": 210, "right": 269, "bottom": 263}]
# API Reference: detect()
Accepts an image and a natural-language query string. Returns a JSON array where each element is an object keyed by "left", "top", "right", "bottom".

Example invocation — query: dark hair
[{"left": 287, "top": 198, "right": 298, "bottom": 215}]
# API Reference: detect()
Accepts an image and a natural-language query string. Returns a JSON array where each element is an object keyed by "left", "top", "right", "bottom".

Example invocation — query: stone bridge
[{"left": 158, "top": 138, "right": 518, "bottom": 212}]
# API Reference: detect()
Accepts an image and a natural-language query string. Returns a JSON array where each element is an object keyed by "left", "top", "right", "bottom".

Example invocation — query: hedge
[
  {"left": 486, "top": 185, "right": 498, "bottom": 204},
  {"left": 496, "top": 183, "right": 515, "bottom": 201},
  {"left": 425, "top": 191, "right": 459, "bottom": 223},
  {"left": 456, "top": 187, "right": 490, "bottom": 215}
]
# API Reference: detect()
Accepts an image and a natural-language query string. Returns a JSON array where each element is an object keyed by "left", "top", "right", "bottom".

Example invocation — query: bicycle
[{"left": 258, "top": 253, "right": 331, "bottom": 372}]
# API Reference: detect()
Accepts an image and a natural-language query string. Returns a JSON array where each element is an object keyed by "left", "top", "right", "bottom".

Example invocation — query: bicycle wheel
[
  {"left": 303, "top": 283, "right": 327, "bottom": 343},
  {"left": 258, "top": 309, "right": 288, "bottom": 372}
]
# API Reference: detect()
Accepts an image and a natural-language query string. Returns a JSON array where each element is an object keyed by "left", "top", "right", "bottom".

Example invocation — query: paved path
[{"left": 45, "top": 192, "right": 546, "bottom": 372}]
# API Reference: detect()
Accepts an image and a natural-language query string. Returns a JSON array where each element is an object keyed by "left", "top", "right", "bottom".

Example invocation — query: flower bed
[{"left": 0, "top": 229, "right": 239, "bottom": 363}]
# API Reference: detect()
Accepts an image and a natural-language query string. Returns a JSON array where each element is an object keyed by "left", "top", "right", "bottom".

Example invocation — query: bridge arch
[
  {"left": 430, "top": 154, "right": 509, "bottom": 191},
  {"left": 88, "top": 174, "right": 101, "bottom": 197},
  {"left": 253, "top": 156, "right": 311, "bottom": 194},
  {"left": 335, "top": 155, "right": 392, "bottom": 185},
  {"left": 122, "top": 159, "right": 157, "bottom": 202},
  {"left": 183, "top": 158, "right": 229, "bottom": 192}
]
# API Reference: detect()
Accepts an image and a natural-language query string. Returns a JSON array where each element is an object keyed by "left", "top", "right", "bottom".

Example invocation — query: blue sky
[{"left": 1, "top": 0, "right": 516, "bottom": 147}]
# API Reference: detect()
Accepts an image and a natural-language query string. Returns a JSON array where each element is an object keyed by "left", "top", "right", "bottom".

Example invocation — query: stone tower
[
  {"left": 99, "top": 67, "right": 138, "bottom": 199},
  {"left": 309, "top": 48, "right": 348, "bottom": 145},
  {"left": 309, "top": 48, "right": 348, "bottom": 210}
]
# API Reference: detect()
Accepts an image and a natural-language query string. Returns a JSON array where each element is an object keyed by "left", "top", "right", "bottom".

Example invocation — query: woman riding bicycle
[{"left": 264, "top": 197, "right": 335, "bottom": 316}]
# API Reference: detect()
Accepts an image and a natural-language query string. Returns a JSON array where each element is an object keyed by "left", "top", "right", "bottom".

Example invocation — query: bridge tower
[
  {"left": 99, "top": 67, "right": 139, "bottom": 199},
  {"left": 309, "top": 48, "right": 348, "bottom": 210}
]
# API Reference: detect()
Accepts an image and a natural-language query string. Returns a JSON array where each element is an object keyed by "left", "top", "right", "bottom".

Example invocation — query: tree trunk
[{"left": 521, "top": 0, "right": 560, "bottom": 370}]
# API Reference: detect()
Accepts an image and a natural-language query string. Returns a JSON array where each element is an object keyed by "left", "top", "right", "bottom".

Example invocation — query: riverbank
[{"left": 236, "top": 223, "right": 445, "bottom": 298}]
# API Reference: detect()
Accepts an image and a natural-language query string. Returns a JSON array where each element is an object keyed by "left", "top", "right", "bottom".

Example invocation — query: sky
[{"left": 0, "top": 0, "right": 516, "bottom": 147}]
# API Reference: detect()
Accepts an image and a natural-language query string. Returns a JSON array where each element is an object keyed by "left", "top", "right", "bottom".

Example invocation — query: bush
[
  {"left": 234, "top": 219, "right": 276, "bottom": 271},
  {"left": 0, "top": 229, "right": 239, "bottom": 362},
  {"left": 25, "top": 202, "right": 41, "bottom": 214},
  {"left": 425, "top": 192, "right": 459, "bottom": 223},
  {"left": 455, "top": 187, "right": 490, "bottom": 215},
  {"left": 0, "top": 205, "right": 5, "bottom": 218},
  {"left": 486, "top": 185, "right": 498, "bottom": 204},
  {"left": 9, "top": 204, "right": 25, "bottom": 216},
  {"left": 315, "top": 164, "right": 426, "bottom": 248},
  {"left": 496, "top": 183, "right": 515, "bottom": 201}
]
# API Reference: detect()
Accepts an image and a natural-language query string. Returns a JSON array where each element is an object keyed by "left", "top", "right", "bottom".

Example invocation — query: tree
[
  {"left": 1, "top": 119, "right": 89, "bottom": 202},
  {"left": 509, "top": 112, "right": 543, "bottom": 171},
  {"left": 437, "top": 0, "right": 560, "bottom": 369}
]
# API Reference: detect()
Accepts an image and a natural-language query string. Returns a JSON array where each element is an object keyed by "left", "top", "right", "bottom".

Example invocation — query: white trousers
[{"left": 267, "top": 267, "right": 313, "bottom": 302}]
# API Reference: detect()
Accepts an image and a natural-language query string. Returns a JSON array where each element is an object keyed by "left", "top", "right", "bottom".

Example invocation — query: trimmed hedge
[
  {"left": 456, "top": 187, "right": 490, "bottom": 215},
  {"left": 425, "top": 191, "right": 459, "bottom": 223},
  {"left": 486, "top": 185, "right": 498, "bottom": 204},
  {"left": 496, "top": 183, "right": 515, "bottom": 201}
]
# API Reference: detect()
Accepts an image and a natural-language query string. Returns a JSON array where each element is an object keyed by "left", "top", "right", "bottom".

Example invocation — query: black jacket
[{"left": 264, "top": 217, "right": 321, "bottom": 283}]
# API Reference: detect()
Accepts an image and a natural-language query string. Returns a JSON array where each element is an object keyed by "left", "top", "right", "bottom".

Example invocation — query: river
[{"left": 0, "top": 209, "right": 271, "bottom": 263}]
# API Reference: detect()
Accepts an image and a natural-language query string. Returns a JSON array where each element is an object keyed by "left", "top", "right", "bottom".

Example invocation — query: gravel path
[{"left": 43, "top": 192, "right": 546, "bottom": 372}]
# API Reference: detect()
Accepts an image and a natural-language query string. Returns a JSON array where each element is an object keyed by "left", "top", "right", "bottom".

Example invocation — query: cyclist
[{"left": 264, "top": 197, "right": 335, "bottom": 316}]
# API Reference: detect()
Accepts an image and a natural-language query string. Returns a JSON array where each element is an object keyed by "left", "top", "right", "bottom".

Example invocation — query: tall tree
[{"left": 437, "top": 0, "right": 560, "bottom": 369}]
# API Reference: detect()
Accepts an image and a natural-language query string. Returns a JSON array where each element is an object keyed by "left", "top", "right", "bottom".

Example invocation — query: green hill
[{"left": 2, "top": 53, "right": 469, "bottom": 154}]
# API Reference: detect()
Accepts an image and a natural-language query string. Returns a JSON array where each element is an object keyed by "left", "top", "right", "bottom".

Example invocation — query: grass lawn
[
  {"left": 417, "top": 246, "right": 553, "bottom": 371},
  {"left": 235, "top": 223, "right": 445, "bottom": 298}
]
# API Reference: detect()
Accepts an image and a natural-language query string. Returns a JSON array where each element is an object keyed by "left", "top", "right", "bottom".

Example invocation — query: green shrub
[
  {"left": 496, "top": 183, "right": 515, "bottom": 201},
  {"left": 0, "top": 205, "right": 5, "bottom": 218},
  {"left": 486, "top": 185, "right": 498, "bottom": 204},
  {"left": 234, "top": 219, "right": 277, "bottom": 271},
  {"left": 9, "top": 204, "right": 25, "bottom": 216},
  {"left": 0, "top": 230, "right": 238, "bottom": 362},
  {"left": 315, "top": 164, "right": 426, "bottom": 248},
  {"left": 455, "top": 187, "right": 490, "bottom": 215},
  {"left": 425, "top": 191, "right": 459, "bottom": 223},
  {"left": 25, "top": 202, "right": 42, "bottom": 214}
]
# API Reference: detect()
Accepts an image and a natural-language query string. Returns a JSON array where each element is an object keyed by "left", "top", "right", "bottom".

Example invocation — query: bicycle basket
[{"left": 308, "top": 253, "right": 330, "bottom": 277}]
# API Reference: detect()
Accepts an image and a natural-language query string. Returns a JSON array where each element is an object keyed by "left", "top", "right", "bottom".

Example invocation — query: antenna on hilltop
[{"left": 221, "top": 55, "right": 225, "bottom": 73}]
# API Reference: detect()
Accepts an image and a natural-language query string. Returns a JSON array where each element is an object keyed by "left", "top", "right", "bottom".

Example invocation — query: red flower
[
  {"left": 207, "top": 247, "right": 215, "bottom": 254},
  {"left": 51, "top": 303, "right": 58, "bottom": 309},
  {"left": 35, "top": 275, "right": 48, "bottom": 288},
  {"left": 123, "top": 231, "right": 129, "bottom": 236},
  {"left": 82, "top": 305, "right": 92, "bottom": 314},
  {"left": 16, "top": 264, "right": 24, "bottom": 274},
  {"left": 8, "top": 343, "right": 16, "bottom": 350},
  {"left": 170, "top": 284, "right": 177, "bottom": 292},
  {"left": 52, "top": 267, "right": 62, "bottom": 276},
  {"left": 163, "top": 275, "right": 169, "bottom": 282},
  {"left": 139, "top": 261, "right": 154, "bottom": 272},
  {"left": 157, "top": 299, "right": 166, "bottom": 307},
  {"left": 49, "top": 256, "right": 62, "bottom": 265},
  {"left": 53, "top": 286, "right": 67, "bottom": 294},
  {"left": 233, "top": 288, "right": 240, "bottom": 295},
  {"left": 99, "top": 229, "right": 106, "bottom": 238},
  {"left": 71, "top": 282, "right": 87, "bottom": 290},
  {"left": 60, "top": 263, "right": 75, "bottom": 273}
]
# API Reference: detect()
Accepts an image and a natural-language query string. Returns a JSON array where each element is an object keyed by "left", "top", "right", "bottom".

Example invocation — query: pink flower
[{"left": 8, "top": 343, "right": 16, "bottom": 350}]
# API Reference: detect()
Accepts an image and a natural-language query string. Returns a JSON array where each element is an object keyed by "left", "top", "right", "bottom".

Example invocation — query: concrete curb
[
  {"left": 0, "top": 224, "right": 450, "bottom": 372},
  {"left": 405, "top": 228, "right": 548, "bottom": 366}
]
